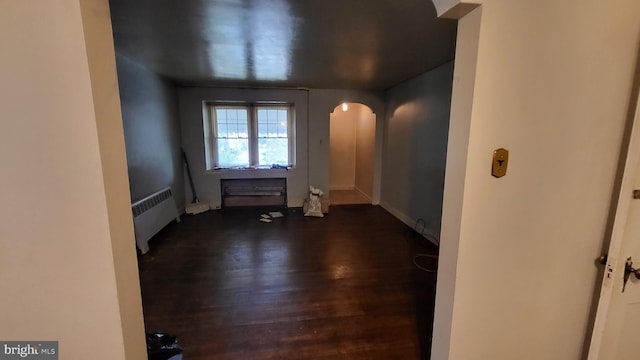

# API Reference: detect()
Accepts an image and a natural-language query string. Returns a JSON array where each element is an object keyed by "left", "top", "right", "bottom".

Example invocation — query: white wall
[
  {"left": 354, "top": 105, "right": 376, "bottom": 198},
  {"left": 178, "top": 87, "right": 308, "bottom": 207},
  {"left": 431, "top": 7, "right": 480, "bottom": 360},
  {"left": 381, "top": 62, "right": 454, "bottom": 239},
  {"left": 0, "top": 0, "right": 145, "bottom": 358},
  {"left": 330, "top": 109, "right": 357, "bottom": 189},
  {"left": 116, "top": 55, "right": 185, "bottom": 207},
  {"left": 433, "top": 1, "right": 640, "bottom": 359},
  {"left": 309, "top": 89, "right": 385, "bottom": 203}
]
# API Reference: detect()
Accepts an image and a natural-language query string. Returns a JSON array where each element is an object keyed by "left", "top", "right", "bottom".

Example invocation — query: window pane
[
  {"left": 227, "top": 123, "right": 238, "bottom": 136},
  {"left": 277, "top": 110, "right": 287, "bottom": 136},
  {"left": 216, "top": 107, "right": 248, "bottom": 139},
  {"left": 277, "top": 110, "right": 287, "bottom": 122},
  {"left": 268, "top": 124, "right": 278, "bottom": 136},
  {"left": 259, "top": 138, "right": 288, "bottom": 166},
  {"left": 217, "top": 123, "right": 227, "bottom": 137},
  {"left": 216, "top": 109, "right": 227, "bottom": 122},
  {"left": 238, "top": 124, "right": 248, "bottom": 137},
  {"left": 257, "top": 107, "right": 288, "bottom": 138},
  {"left": 258, "top": 124, "right": 268, "bottom": 137},
  {"left": 217, "top": 138, "right": 249, "bottom": 167}
]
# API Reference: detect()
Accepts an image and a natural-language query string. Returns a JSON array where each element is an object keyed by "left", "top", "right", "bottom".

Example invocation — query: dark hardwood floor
[{"left": 138, "top": 205, "right": 438, "bottom": 359}]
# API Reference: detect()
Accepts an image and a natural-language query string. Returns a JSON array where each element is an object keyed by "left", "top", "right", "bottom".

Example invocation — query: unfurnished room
[
  {"left": 110, "top": 0, "right": 454, "bottom": 358},
  {"left": 3, "top": 1, "right": 640, "bottom": 360}
]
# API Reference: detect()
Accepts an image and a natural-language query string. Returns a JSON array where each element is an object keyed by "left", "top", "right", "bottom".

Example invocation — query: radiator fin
[
  {"left": 132, "top": 188, "right": 173, "bottom": 218},
  {"left": 131, "top": 187, "right": 180, "bottom": 254}
]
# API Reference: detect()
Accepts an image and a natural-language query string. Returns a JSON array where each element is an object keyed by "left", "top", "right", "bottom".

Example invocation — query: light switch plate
[{"left": 492, "top": 148, "right": 509, "bottom": 178}]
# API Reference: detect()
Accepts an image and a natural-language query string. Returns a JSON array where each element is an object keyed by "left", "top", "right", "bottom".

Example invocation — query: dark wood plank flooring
[{"left": 138, "top": 205, "right": 438, "bottom": 359}]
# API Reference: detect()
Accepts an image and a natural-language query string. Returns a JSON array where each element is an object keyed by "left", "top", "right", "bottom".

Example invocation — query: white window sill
[{"left": 205, "top": 166, "right": 295, "bottom": 175}]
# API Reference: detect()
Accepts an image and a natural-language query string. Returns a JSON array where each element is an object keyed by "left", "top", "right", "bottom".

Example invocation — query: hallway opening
[{"left": 329, "top": 103, "right": 376, "bottom": 205}]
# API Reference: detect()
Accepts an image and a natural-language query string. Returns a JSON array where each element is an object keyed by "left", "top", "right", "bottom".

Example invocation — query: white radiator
[{"left": 131, "top": 187, "right": 180, "bottom": 254}]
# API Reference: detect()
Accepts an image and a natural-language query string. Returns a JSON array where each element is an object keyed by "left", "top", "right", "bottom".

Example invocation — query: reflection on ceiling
[
  {"left": 203, "top": 0, "right": 296, "bottom": 81},
  {"left": 109, "top": 0, "right": 457, "bottom": 90}
]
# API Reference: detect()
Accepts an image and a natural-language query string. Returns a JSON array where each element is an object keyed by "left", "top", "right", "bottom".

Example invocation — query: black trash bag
[{"left": 146, "top": 332, "right": 183, "bottom": 360}]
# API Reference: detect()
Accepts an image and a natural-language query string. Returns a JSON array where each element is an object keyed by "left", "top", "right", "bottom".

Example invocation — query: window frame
[{"left": 204, "top": 102, "right": 295, "bottom": 170}]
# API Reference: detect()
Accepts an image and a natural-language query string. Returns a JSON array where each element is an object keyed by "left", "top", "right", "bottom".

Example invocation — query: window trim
[{"left": 204, "top": 102, "right": 295, "bottom": 170}]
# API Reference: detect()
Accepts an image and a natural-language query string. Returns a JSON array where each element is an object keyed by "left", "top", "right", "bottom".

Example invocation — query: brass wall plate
[{"left": 492, "top": 148, "right": 509, "bottom": 178}]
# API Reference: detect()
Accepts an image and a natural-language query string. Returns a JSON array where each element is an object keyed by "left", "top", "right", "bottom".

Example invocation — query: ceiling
[{"left": 108, "top": 0, "right": 457, "bottom": 91}]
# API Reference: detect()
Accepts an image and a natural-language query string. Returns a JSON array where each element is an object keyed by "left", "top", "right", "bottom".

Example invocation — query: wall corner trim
[{"left": 440, "top": 2, "right": 481, "bottom": 20}]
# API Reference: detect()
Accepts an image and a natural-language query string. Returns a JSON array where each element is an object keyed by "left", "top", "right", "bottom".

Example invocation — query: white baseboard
[
  {"left": 329, "top": 186, "right": 355, "bottom": 191},
  {"left": 353, "top": 186, "right": 373, "bottom": 202},
  {"left": 379, "top": 201, "right": 439, "bottom": 246}
]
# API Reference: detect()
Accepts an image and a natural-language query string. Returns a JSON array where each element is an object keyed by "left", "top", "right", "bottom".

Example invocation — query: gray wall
[
  {"left": 178, "top": 87, "right": 309, "bottom": 208},
  {"left": 115, "top": 54, "right": 184, "bottom": 207},
  {"left": 381, "top": 61, "right": 454, "bottom": 240},
  {"left": 354, "top": 105, "right": 376, "bottom": 199}
]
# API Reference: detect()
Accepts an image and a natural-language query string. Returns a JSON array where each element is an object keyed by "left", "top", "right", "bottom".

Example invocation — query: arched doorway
[{"left": 329, "top": 102, "right": 376, "bottom": 205}]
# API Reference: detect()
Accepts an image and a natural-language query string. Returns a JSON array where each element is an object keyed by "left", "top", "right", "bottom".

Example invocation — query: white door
[{"left": 588, "top": 89, "right": 640, "bottom": 359}]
